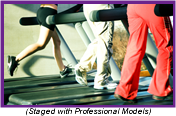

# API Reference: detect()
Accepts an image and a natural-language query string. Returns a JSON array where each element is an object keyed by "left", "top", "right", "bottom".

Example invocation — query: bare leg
[
  {"left": 51, "top": 28, "right": 65, "bottom": 71},
  {"left": 16, "top": 25, "right": 53, "bottom": 62}
]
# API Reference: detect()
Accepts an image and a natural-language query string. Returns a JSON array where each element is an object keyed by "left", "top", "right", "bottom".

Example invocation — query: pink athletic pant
[{"left": 114, "top": 4, "right": 173, "bottom": 100}]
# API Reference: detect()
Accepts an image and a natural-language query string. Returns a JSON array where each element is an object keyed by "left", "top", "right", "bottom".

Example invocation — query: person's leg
[
  {"left": 94, "top": 20, "right": 115, "bottom": 89},
  {"left": 51, "top": 28, "right": 72, "bottom": 78},
  {"left": 15, "top": 25, "right": 53, "bottom": 62},
  {"left": 7, "top": 25, "right": 53, "bottom": 76},
  {"left": 7, "top": 7, "right": 59, "bottom": 76},
  {"left": 75, "top": 4, "right": 100, "bottom": 86},
  {"left": 77, "top": 4, "right": 100, "bottom": 72},
  {"left": 78, "top": 39, "right": 98, "bottom": 72},
  {"left": 75, "top": 39, "right": 98, "bottom": 86},
  {"left": 114, "top": 4, "right": 148, "bottom": 100},
  {"left": 79, "top": 4, "right": 110, "bottom": 72},
  {"left": 51, "top": 28, "right": 65, "bottom": 71},
  {"left": 83, "top": 4, "right": 116, "bottom": 89},
  {"left": 133, "top": 4, "right": 173, "bottom": 98},
  {"left": 140, "top": 5, "right": 173, "bottom": 97}
]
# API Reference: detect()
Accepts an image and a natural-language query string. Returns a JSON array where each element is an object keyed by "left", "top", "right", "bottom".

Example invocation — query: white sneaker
[
  {"left": 94, "top": 78, "right": 117, "bottom": 90},
  {"left": 75, "top": 65, "right": 88, "bottom": 86}
]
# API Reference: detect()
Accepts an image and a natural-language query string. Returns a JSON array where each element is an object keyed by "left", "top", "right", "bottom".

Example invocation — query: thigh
[
  {"left": 135, "top": 4, "right": 161, "bottom": 25},
  {"left": 135, "top": 4, "right": 172, "bottom": 48},
  {"left": 83, "top": 4, "right": 112, "bottom": 36},
  {"left": 127, "top": 4, "right": 148, "bottom": 51},
  {"left": 37, "top": 7, "right": 57, "bottom": 31},
  {"left": 37, "top": 25, "right": 53, "bottom": 47}
]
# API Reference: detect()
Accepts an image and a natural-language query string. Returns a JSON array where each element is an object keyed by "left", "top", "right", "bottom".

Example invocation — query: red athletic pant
[{"left": 114, "top": 4, "right": 173, "bottom": 100}]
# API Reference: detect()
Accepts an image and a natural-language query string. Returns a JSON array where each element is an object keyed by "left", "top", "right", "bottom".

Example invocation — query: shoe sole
[
  {"left": 7, "top": 56, "right": 19, "bottom": 77},
  {"left": 94, "top": 86, "right": 116, "bottom": 90},
  {"left": 60, "top": 73, "right": 69, "bottom": 78},
  {"left": 7, "top": 56, "right": 13, "bottom": 76},
  {"left": 114, "top": 94, "right": 137, "bottom": 103},
  {"left": 153, "top": 92, "right": 173, "bottom": 100},
  {"left": 153, "top": 96, "right": 165, "bottom": 100},
  {"left": 94, "top": 83, "right": 117, "bottom": 90}
]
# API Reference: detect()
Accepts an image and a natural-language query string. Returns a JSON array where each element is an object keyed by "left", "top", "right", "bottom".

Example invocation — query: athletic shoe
[
  {"left": 75, "top": 65, "right": 88, "bottom": 86},
  {"left": 7, "top": 56, "right": 19, "bottom": 76},
  {"left": 114, "top": 94, "right": 137, "bottom": 103},
  {"left": 94, "top": 78, "right": 117, "bottom": 90},
  {"left": 153, "top": 92, "right": 173, "bottom": 100},
  {"left": 60, "top": 66, "right": 72, "bottom": 78}
]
